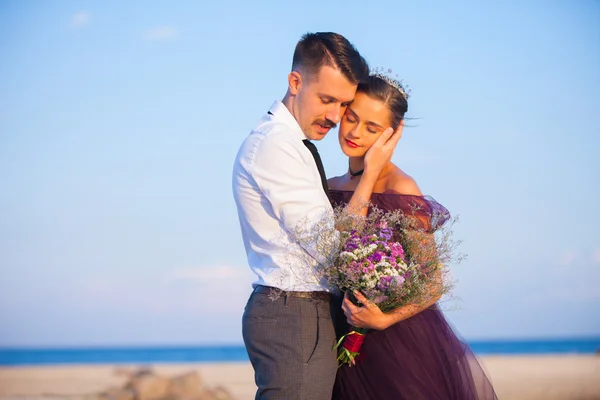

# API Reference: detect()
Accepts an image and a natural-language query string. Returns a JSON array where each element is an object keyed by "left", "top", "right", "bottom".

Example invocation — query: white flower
[
  {"left": 396, "top": 261, "right": 408, "bottom": 272},
  {"left": 353, "top": 243, "right": 378, "bottom": 260},
  {"left": 365, "top": 278, "right": 377, "bottom": 289},
  {"left": 340, "top": 251, "right": 357, "bottom": 261},
  {"left": 376, "top": 261, "right": 392, "bottom": 270}
]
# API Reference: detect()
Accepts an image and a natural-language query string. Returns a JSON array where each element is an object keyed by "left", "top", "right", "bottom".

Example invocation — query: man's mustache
[{"left": 315, "top": 119, "right": 337, "bottom": 129}]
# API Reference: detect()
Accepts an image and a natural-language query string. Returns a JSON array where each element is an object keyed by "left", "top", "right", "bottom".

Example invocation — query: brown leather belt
[{"left": 254, "top": 285, "right": 333, "bottom": 301}]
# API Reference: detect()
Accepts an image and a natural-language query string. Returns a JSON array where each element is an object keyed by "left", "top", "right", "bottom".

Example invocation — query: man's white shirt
[{"left": 232, "top": 101, "right": 337, "bottom": 291}]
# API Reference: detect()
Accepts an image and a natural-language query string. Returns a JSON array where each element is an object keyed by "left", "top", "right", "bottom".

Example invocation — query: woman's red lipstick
[{"left": 345, "top": 139, "right": 359, "bottom": 148}]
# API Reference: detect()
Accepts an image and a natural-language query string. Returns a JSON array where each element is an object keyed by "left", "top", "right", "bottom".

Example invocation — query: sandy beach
[{"left": 1, "top": 355, "right": 599, "bottom": 400}]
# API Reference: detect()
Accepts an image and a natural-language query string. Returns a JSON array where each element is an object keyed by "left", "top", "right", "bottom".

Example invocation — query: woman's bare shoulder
[{"left": 384, "top": 166, "right": 422, "bottom": 196}]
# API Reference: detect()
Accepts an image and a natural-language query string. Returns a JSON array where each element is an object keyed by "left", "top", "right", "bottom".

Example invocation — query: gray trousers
[{"left": 242, "top": 288, "right": 343, "bottom": 400}]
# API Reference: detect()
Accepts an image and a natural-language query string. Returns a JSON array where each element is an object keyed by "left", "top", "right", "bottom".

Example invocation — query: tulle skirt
[{"left": 333, "top": 304, "right": 497, "bottom": 400}]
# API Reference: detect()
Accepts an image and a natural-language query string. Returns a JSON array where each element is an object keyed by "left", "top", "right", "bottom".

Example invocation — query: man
[{"left": 232, "top": 32, "right": 402, "bottom": 400}]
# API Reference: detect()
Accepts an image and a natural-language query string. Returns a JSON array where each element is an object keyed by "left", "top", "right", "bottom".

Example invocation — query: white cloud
[
  {"left": 71, "top": 11, "right": 90, "bottom": 28},
  {"left": 161, "top": 266, "right": 255, "bottom": 313},
  {"left": 557, "top": 250, "right": 577, "bottom": 267},
  {"left": 144, "top": 26, "right": 178, "bottom": 40},
  {"left": 67, "top": 265, "right": 255, "bottom": 317},
  {"left": 558, "top": 249, "right": 600, "bottom": 267},
  {"left": 165, "top": 265, "right": 250, "bottom": 282},
  {"left": 0, "top": 266, "right": 255, "bottom": 345},
  {"left": 592, "top": 249, "right": 600, "bottom": 265}
]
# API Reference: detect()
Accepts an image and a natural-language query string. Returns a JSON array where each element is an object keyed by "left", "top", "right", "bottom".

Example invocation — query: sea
[{"left": 1, "top": 338, "right": 599, "bottom": 366}]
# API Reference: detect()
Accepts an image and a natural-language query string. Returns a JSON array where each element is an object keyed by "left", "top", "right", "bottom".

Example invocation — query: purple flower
[
  {"left": 361, "top": 260, "right": 374, "bottom": 274},
  {"left": 369, "top": 251, "right": 383, "bottom": 263},
  {"left": 345, "top": 242, "right": 359, "bottom": 251},
  {"left": 390, "top": 243, "right": 405, "bottom": 260},
  {"left": 379, "top": 227, "right": 393, "bottom": 241},
  {"left": 377, "top": 275, "right": 397, "bottom": 291},
  {"left": 392, "top": 275, "right": 406, "bottom": 287}
]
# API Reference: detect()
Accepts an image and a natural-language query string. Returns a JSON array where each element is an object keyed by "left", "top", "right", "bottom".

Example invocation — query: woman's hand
[
  {"left": 341, "top": 291, "right": 391, "bottom": 330},
  {"left": 363, "top": 121, "right": 404, "bottom": 177},
  {"left": 346, "top": 122, "right": 404, "bottom": 218}
]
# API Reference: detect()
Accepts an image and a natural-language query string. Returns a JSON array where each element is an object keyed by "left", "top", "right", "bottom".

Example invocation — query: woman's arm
[{"left": 341, "top": 172, "right": 445, "bottom": 330}]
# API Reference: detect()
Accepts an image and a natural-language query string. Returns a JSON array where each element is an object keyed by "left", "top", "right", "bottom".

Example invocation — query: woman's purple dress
[{"left": 330, "top": 190, "right": 497, "bottom": 400}]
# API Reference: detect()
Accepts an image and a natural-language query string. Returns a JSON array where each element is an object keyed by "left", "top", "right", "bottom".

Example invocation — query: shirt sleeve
[{"left": 250, "top": 130, "right": 339, "bottom": 265}]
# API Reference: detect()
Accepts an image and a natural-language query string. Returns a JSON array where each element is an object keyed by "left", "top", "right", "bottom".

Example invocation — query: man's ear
[{"left": 287, "top": 70, "right": 302, "bottom": 95}]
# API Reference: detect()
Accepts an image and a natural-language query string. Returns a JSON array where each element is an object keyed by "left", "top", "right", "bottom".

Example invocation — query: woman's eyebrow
[{"left": 366, "top": 120, "right": 384, "bottom": 129}]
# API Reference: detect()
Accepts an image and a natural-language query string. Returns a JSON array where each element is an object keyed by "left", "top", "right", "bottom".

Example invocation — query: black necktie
[
  {"left": 303, "top": 139, "right": 330, "bottom": 199},
  {"left": 267, "top": 111, "right": 330, "bottom": 199}
]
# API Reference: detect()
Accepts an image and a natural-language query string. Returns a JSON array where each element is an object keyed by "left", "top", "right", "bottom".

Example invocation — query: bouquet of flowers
[
  {"left": 327, "top": 203, "right": 458, "bottom": 366},
  {"left": 282, "top": 199, "right": 460, "bottom": 366}
]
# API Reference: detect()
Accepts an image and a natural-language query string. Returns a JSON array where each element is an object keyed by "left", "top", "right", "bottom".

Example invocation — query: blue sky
[{"left": 1, "top": 1, "right": 599, "bottom": 346}]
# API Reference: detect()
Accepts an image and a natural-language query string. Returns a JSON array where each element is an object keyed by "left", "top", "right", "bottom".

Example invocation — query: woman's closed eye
[
  {"left": 366, "top": 122, "right": 384, "bottom": 134},
  {"left": 344, "top": 114, "right": 357, "bottom": 124}
]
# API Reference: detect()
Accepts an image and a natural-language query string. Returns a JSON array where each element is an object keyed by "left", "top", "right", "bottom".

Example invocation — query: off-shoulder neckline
[{"left": 328, "top": 189, "right": 425, "bottom": 198}]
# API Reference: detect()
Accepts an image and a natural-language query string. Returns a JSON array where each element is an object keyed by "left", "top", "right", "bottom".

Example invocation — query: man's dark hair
[{"left": 291, "top": 32, "right": 369, "bottom": 85}]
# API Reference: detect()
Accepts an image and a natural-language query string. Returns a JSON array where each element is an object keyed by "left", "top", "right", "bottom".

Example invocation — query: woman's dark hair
[
  {"left": 357, "top": 75, "right": 408, "bottom": 130},
  {"left": 291, "top": 32, "right": 369, "bottom": 85}
]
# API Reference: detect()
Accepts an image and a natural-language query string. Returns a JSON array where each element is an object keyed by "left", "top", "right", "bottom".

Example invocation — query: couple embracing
[{"left": 232, "top": 32, "right": 497, "bottom": 400}]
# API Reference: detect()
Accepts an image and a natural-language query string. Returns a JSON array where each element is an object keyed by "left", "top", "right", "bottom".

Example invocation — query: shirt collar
[{"left": 267, "top": 101, "right": 309, "bottom": 141}]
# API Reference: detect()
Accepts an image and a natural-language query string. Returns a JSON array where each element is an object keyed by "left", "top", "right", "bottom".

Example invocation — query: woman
[{"left": 328, "top": 73, "right": 497, "bottom": 400}]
